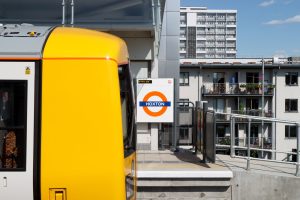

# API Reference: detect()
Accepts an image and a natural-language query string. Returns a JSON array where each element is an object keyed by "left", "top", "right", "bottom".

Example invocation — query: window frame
[
  {"left": 180, "top": 72, "right": 189, "bottom": 86},
  {"left": 285, "top": 125, "right": 297, "bottom": 139},
  {"left": 285, "top": 99, "right": 298, "bottom": 112},
  {"left": 285, "top": 72, "right": 298, "bottom": 86},
  {"left": 0, "top": 80, "right": 28, "bottom": 171},
  {"left": 246, "top": 72, "right": 259, "bottom": 84},
  {"left": 119, "top": 65, "right": 136, "bottom": 157},
  {"left": 179, "top": 127, "right": 189, "bottom": 140},
  {"left": 178, "top": 98, "right": 190, "bottom": 112}
]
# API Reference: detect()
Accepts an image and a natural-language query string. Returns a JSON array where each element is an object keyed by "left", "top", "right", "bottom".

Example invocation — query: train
[{"left": 0, "top": 24, "right": 136, "bottom": 200}]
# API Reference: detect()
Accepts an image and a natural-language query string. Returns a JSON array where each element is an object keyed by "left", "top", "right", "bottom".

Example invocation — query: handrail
[{"left": 213, "top": 112, "right": 300, "bottom": 176}]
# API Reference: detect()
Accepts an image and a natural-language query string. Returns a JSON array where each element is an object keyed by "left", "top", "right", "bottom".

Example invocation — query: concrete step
[{"left": 137, "top": 150, "right": 233, "bottom": 200}]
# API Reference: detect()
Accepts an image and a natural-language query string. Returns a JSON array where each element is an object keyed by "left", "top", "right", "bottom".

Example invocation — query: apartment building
[
  {"left": 179, "top": 57, "right": 300, "bottom": 161},
  {"left": 180, "top": 7, "right": 237, "bottom": 59}
]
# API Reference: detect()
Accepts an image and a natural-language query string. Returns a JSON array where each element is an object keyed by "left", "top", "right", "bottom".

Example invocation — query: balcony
[{"left": 202, "top": 83, "right": 275, "bottom": 96}]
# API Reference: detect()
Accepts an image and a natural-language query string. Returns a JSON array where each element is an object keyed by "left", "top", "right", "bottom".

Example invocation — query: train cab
[{"left": 0, "top": 24, "right": 136, "bottom": 200}]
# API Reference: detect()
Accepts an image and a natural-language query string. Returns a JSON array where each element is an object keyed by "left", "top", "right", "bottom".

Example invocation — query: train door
[{"left": 0, "top": 61, "right": 35, "bottom": 200}]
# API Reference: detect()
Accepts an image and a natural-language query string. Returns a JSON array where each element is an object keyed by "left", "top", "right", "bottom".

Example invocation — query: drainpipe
[
  {"left": 156, "top": 0, "right": 162, "bottom": 48},
  {"left": 198, "top": 65, "right": 201, "bottom": 101}
]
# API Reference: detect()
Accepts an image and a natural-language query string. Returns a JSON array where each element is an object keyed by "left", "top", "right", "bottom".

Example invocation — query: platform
[{"left": 137, "top": 149, "right": 233, "bottom": 179}]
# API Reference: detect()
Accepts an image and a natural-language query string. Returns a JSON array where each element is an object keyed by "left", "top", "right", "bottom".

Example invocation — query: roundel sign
[{"left": 136, "top": 79, "right": 174, "bottom": 123}]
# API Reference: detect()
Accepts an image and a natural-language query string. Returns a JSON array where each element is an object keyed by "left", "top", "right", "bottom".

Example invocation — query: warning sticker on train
[{"left": 136, "top": 79, "right": 174, "bottom": 123}]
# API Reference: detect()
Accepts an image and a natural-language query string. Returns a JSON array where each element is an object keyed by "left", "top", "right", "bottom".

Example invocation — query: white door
[{"left": 0, "top": 61, "right": 35, "bottom": 200}]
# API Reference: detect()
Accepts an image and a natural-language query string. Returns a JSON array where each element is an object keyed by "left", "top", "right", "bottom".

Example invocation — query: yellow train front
[{"left": 0, "top": 25, "right": 136, "bottom": 200}]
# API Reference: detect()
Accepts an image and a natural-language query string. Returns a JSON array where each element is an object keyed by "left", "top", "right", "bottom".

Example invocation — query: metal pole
[
  {"left": 171, "top": 81, "right": 179, "bottom": 152},
  {"left": 62, "top": 0, "right": 66, "bottom": 25},
  {"left": 296, "top": 124, "right": 300, "bottom": 176},
  {"left": 151, "top": 0, "right": 155, "bottom": 26},
  {"left": 233, "top": 118, "right": 235, "bottom": 157},
  {"left": 71, "top": 0, "right": 74, "bottom": 26},
  {"left": 203, "top": 102, "right": 208, "bottom": 162},
  {"left": 261, "top": 58, "right": 265, "bottom": 158},
  {"left": 230, "top": 117, "right": 234, "bottom": 157},
  {"left": 247, "top": 119, "right": 251, "bottom": 170},
  {"left": 262, "top": 58, "right": 265, "bottom": 114}
]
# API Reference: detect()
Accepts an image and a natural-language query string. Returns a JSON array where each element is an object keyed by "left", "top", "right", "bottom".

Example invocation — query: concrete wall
[
  {"left": 232, "top": 171, "right": 300, "bottom": 200},
  {"left": 138, "top": 186, "right": 231, "bottom": 200},
  {"left": 137, "top": 171, "right": 300, "bottom": 200}
]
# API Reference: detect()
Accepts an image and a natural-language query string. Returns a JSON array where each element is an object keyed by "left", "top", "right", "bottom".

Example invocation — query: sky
[{"left": 181, "top": 0, "right": 300, "bottom": 58}]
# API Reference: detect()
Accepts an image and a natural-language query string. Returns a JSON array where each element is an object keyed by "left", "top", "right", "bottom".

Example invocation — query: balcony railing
[
  {"left": 215, "top": 110, "right": 274, "bottom": 122},
  {"left": 202, "top": 83, "right": 275, "bottom": 95},
  {"left": 232, "top": 110, "right": 274, "bottom": 118},
  {"left": 216, "top": 137, "right": 272, "bottom": 149}
]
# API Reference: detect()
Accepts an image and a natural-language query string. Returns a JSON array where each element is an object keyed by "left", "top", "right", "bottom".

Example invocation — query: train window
[
  {"left": 119, "top": 65, "right": 136, "bottom": 156},
  {"left": 0, "top": 81, "right": 27, "bottom": 170}
]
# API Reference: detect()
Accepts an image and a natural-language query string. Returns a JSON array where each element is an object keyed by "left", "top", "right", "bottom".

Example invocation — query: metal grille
[{"left": 187, "top": 27, "right": 196, "bottom": 58}]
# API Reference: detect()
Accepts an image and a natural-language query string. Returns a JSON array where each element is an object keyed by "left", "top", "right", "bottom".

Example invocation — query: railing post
[
  {"left": 61, "top": 0, "right": 66, "bottom": 26},
  {"left": 230, "top": 117, "right": 235, "bottom": 157},
  {"left": 296, "top": 124, "right": 300, "bottom": 176},
  {"left": 247, "top": 119, "right": 251, "bottom": 170}
]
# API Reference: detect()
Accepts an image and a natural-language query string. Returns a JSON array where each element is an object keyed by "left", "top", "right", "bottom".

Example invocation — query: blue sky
[{"left": 181, "top": 0, "right": 300, "bottom": 57}]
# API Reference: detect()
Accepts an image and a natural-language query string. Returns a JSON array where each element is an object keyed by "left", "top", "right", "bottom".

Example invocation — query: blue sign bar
[{"left": 139, "top": 101, "right": 171, "bottom": 107}]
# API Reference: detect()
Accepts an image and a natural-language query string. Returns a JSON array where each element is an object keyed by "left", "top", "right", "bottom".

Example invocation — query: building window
[
  {"left": 285, "top": 72, "right": 298, "bottom": 86},
  {"left": 285, "top": 125, "right": 297, "bottom": 138},
  {"left": 285, "top": 99, "right": 298, "bottom": 112},
  {"left": 180, "top": 72, "right": 189, "bottom": 86},
  {"left": 246, "top": 72, "right": 259, "bottom": 83},
  {"left": 179, "top": 98, "right": 189, "bottom": 107},
  {"left": 246, "top": 98, "right": 259, "bottom": 110},
  {"left": 179, "top": 127, "right": 189, "bottom": 140}
]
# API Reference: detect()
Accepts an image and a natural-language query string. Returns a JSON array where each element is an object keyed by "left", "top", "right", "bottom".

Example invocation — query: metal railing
[
  {"left": 216, "top": 137, "right": 272, "bottom": 149},
  {"left": 214, "top": 112, "right": 300, "bottom": 176},
  {"left": 231, "top": 110, "right": 274, "bottom": 118},
  {"left": 202, "top": 83, "right": 275, "bottom": 95}
]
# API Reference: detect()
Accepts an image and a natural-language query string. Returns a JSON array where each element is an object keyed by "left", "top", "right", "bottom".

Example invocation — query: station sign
[{"left": 136, "top": 78, "right": 174, "bottom": 123}]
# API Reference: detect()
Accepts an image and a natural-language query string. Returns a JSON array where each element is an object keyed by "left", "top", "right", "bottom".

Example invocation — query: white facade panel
[{"left": 187, "top": 12, "right": 197, "bottom": 26}]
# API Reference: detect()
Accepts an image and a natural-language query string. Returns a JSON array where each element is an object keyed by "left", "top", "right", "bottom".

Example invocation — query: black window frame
[
  {"left": 285, "top": 125, "right": 297, "bottom": 138},
  {"left": 246, "top": 98, "right": 259, "bottom": 110},
  {"left": 0, "top": 80, "right": 28, "bottom": 171},
  {"left": 246, "top": 72, "right": 259, "bottom": 84},
  {"left": 180, "top": 72, "right": 189, "bottom": 86},
  {"left": 285, "top": 72, "right": 298, "bottom": 86},
  {"left": 119, "top": 65, "right": 136, "bottom": 157},
  {"left": 179, "top": 98, "right": 190, "bottom": 107},
  {"left": 179, "top": 127, "right": 189, "bottom": 140},
  {"left": 285, "top": 99, "right": 298, "bottom": 112},
  {"left": 178, "top": 98, "right": 190, "bottom": 113}
]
